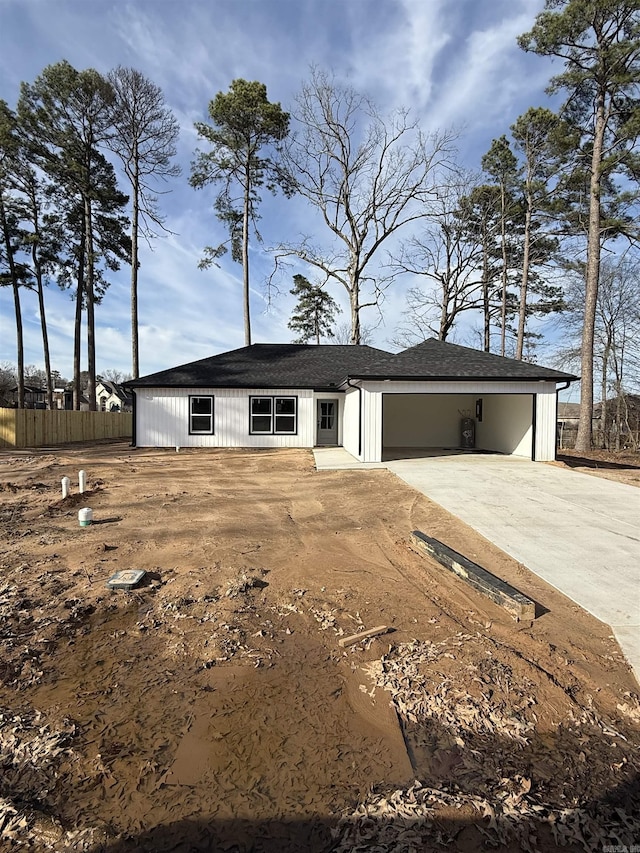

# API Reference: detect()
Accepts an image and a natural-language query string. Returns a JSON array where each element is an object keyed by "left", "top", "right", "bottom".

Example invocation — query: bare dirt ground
[
  {"left": 555, "top": 448, "right": 640, "bottom": 488},
  {"left": 0, "top": 442, "right": 638, "bottom": 853}
]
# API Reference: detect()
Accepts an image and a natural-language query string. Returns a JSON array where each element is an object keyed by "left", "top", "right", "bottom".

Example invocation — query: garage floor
[{"left": 384, "top": 453, "right": 640, "bottom": 683}]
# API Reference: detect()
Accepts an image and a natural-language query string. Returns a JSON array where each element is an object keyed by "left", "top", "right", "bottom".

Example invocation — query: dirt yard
[
  {"left": 0, "top": 443, "right": 638, "bottom": 852},
  {"left": 555, "top": 448, "right": 640, "bottom": 487}
]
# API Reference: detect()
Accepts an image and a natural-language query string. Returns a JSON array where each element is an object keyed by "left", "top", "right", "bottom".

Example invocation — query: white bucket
[{"left": 78, "top": 507, "right": 93, "bottom": 527}]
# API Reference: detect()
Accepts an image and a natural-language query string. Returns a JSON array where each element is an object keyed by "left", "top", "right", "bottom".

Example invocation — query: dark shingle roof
[
  {"left": 127, "top": 339, "right": 577, "bottom": 389},
  {"left": 127, "top": 344, "right": 391, "bottom": 389},
  {"left": 349, "top": 339, "right": 577, "bottom": 382}
]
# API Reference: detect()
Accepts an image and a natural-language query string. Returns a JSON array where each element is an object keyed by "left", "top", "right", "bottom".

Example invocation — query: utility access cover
[{"left": 106, "top": 569, "right": 146, "bottom": 590}]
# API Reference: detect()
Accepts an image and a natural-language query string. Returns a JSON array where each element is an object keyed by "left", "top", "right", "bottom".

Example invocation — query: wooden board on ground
[
  {"left": 410, "top": 530, "right": 536, "bottom": 622},
  {"left": 339, "top": 625, "right": 390, "bottom": 648}
]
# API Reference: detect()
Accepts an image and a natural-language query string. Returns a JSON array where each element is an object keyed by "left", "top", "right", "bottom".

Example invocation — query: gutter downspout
[
  {"left": 131, "top": 389, "right": 137, "bottom": 448},
  {"left": 555, "top": 380, "right": 572, "bottom": 460},
  {"left": 346, "top": 378, "right": 363, "bottom": 459}
]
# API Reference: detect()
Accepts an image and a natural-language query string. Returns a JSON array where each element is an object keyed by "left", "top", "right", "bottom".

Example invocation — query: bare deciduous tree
[
  {"left": 391, "top": 175, "right": 484, "bottom": 347},
  {"left": 107, "top": 67, "right": 180, "bottom": 379},
  {"left": 100, "top": 367, "right": 132, "bottom": 384},
  {"left": 275, "top": 68, "right": 457, "bottom": 344},
  {"left": 332, "top": 321, "right": 375, "bottom": 346}
]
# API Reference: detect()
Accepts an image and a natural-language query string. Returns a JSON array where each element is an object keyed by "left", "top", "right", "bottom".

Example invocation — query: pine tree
[
  {"left": 481, "top": 137, "right": 520, "bottom": 356},
  {"left": 18, "top": 61, "right": 130, "bottom": 409},
  {"left": 0, "top": 101, "right": 31, "bottom": 408},
  {"left": 510, "top": 107, "right": 571, "bottom": 359},
  {"left": 288, "top": 274, "right": 340, "bottom": 344},
  {"left": 519, "top": 0, "right": 640, "bottom": 451},
  {"left": 191, "top": 80, "right": 291, "bottom": 345}
]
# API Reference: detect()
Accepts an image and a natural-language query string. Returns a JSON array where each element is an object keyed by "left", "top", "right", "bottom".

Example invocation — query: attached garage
[
  {"left": 341, "top": 338, "right": 575, "bottom": 464},
  {"left": 349, "top": 380, "right": 559, "bottom": 463},
  {"left": 382, "top": 392, "right": 534, "bottom": 458}
]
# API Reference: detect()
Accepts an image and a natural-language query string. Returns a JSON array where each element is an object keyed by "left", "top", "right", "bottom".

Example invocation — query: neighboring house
[
  {"left": 127, "top": 339, "right": 577, "bottom": 463},
  {"left": 8, "top": 386, "right": 46, "bottom": 409},
  {"left": 557, "top": 402, "right": 581, "bottom": 429},
  {"left": 96, "top": 380, "right": 133, "bottom": 413},
  {"left": 557, "top": 402, "right": 602, "bottom": 429}
]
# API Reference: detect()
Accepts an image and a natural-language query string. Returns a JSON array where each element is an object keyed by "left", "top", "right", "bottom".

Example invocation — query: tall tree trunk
[
  {"left": 85, "top": 196, "right": 97, "bottom": 411},
  {"left": 0, "top": 196, "right": 24, "bottom": 408},
  {"left": 516, "top": 188, "right": 532, "bottom": 360},
  {"left": 242, "top": 165, "right": 252, "bottom": 346},
  {"left": 73, "top": 237, "right": 85, "bottom": 411},
  {"left": 439, "top": 307, "right": 452, "bottom": 341},
  {"left": 349, "top": 284, "right": 361, "bottom": 345},
  {"left": 575, "top": 94, "right": 606, "bottom": 453},
  {"left": 30, "top": 194, "right": 53, "bottom": 409},
  {"left": 34, "top": 264, "right": 52, "bottom": 410},
  {"left": 499, "top": 183, "right": 508, "bottom": 357},
  {"left": 615, "top": 388, "right": 622, "bottom": 452},
  {"left": 601, "top": 342, "right": 609, "bottom": 450},
  {"left": 131, "top": 153, "right": 140, "bottom": 378},
  {"left": 481, "top": 225, "right": 490, "bottom": 352}
]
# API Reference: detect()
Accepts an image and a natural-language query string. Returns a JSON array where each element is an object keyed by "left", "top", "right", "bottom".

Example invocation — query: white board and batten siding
[
  {"left": 534, "top": 387, "right": 558, "bottom": 461},
  {"left": 359, "top": 380, "right": 560, "bottom": 463},
  {"left": 136, "top": 387, "right": 316, "bottom": 448},
  {"left": 342, "top": 386, "right": 362, "bottom": 460}
]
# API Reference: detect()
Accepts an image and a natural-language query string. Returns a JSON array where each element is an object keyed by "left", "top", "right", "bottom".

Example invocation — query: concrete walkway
[
  {"left": 313, "top": 448, "right": 387, "bottom": 470},
  {"left": 313, "top": 448, "right": 640, "bottom": 682}
]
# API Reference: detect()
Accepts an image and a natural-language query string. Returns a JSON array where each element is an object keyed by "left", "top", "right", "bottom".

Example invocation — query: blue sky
[{"left": 0, "top": 0, "right": 560, "bottom": 381}]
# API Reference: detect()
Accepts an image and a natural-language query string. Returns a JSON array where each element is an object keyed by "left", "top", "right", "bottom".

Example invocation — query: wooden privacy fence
[{"left": 0, "top": 409, "right": 132, "bottom": 448}]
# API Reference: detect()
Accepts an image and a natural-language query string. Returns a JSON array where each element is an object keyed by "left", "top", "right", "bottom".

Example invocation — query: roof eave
[
  {"left": 345, "top": 373, "right": 579, "bottom": 383},
  {"left": 125, "top": 381, "right": 343, "bottom": 390}
]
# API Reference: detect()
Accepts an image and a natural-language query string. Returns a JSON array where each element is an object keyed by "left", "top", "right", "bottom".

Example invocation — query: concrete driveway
[{"left": 385, "top": 453, "right": 640, "bottom": 682}]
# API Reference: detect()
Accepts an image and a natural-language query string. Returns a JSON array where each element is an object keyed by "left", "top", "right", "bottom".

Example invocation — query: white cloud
[
  {"left": 427, "top": 3, "right": 552, "bottom": 132},
  {"left": 1, "top": 0, "right": 570, "bottom": 380},
  {"left": 346, "top": 0, "right": 452, "bottom": 111}
]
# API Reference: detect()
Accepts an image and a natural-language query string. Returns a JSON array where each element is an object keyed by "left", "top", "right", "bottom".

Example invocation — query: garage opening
[{"left": 382, "top": 393, "right": 534, "bottom": 460}]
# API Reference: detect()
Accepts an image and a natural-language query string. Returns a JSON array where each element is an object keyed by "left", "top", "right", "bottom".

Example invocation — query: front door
[{"left": 317, "top": 399, "right": 338, "bottom": 445}]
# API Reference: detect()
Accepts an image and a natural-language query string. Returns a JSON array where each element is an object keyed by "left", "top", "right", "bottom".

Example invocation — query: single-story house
[{"left": 126, "top": 339, "right": 577, "bottom": 462}]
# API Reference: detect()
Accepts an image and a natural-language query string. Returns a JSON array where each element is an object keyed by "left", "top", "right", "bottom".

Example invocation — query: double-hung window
[
  {"left": 250, "top": 396, "right": 297, "bottom": 435},
  {"left": 189, "top": 396, "right": 214, "bottom": 434}
]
